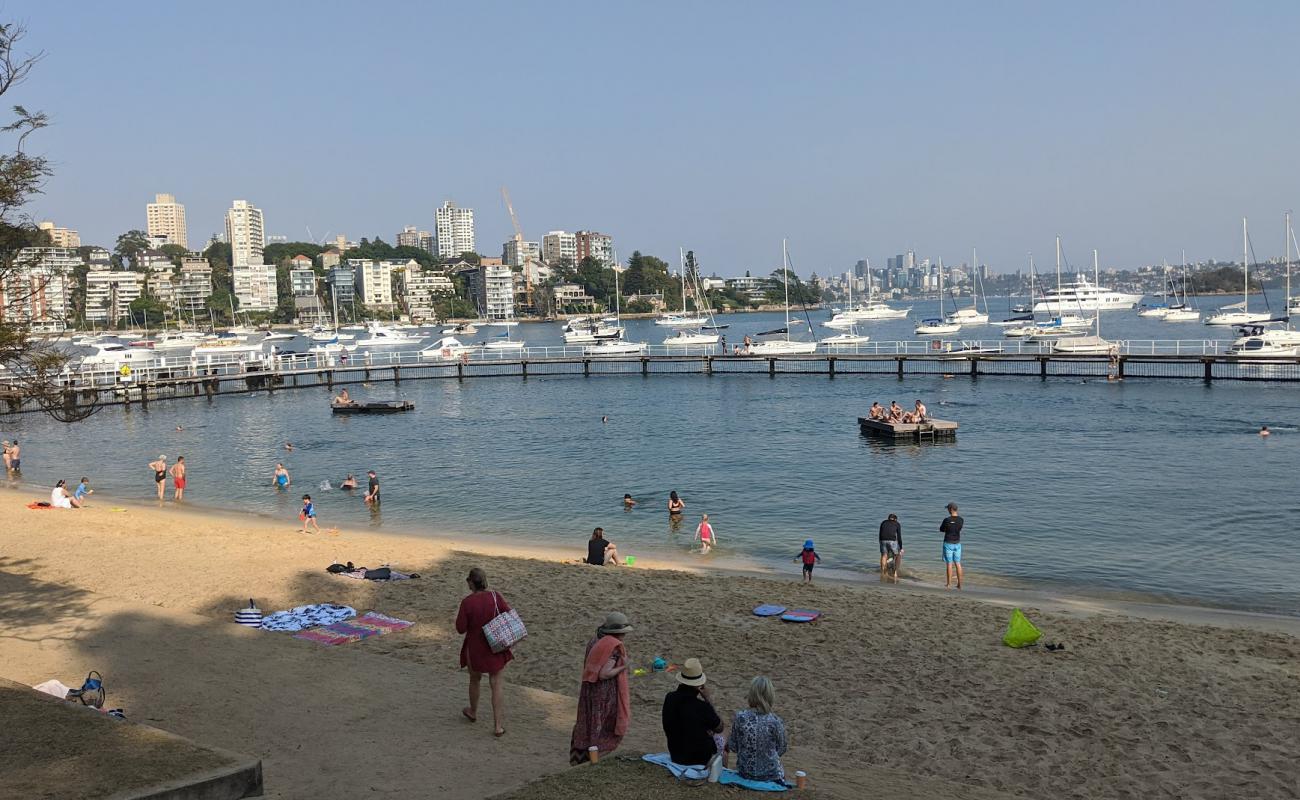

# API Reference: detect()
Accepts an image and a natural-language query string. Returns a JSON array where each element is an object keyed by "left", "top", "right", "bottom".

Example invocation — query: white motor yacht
[
  {"left": 153, "top": 331, "right": 212, "bottom": 350},
  {"left": 1032, "top": 275, "right": 1141, "bottom": 312},
  {"left": 820, "top": 332, "right": 871, "bottom": 348},
  {"left": 563, "top": 325, "right": 624, "bottom": 344},
  {"left": 1226, "top": 327, "right": 1300, "bottom": 357},
  {"left": 419, "top": 336, "right": 469, "bottom": 360},
  {"left": 663, "top": 331, "right": 720, "bottom": 347},
  {"left": 354, "top": 323, "right": 422, "bottom": 346},
  {"left": 192, "top": 338, "right": 269, "bottom": 357},
  {"left": 80, "top": 343, "right": 160, "bottom": 369},
  {"left": 584, "top": 339, "right": 648, "bottom": 356}
]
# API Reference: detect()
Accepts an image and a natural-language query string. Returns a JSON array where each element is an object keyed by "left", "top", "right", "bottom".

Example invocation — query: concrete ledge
[{"left": 1, "top": 679, "right": 262, "bottom": 800}]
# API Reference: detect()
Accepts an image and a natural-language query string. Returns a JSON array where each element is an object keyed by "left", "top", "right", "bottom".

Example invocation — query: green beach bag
[{"left": 1002, "top": 608, "right": 1042, "bottom": 648}]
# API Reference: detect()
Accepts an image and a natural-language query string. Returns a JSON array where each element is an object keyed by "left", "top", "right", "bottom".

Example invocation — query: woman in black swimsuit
[{"left": 668, "top": 491, "right": 685, "bottom": 515}]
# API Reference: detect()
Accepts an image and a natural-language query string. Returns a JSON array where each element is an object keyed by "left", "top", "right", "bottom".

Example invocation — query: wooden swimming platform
[{"left": 858, "top": 416, "right": 959, "bottom": 442}]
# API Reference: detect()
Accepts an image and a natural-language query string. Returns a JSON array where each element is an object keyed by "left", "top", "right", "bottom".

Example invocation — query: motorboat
[
  {"left": 663, "top": 330, "right": 720, "bottom": 347},
  {"left": 832, "top": 298, "right": 910, "bottom": 321},
  {"left": 354, "top": 323, "right": 422, "bottom": 346},
  {"left": 1225, "top": 326, "right": 1300, "bottom": 357},
  {"left": 1137, "top": 304, "right": 1171, "bottom": 318},
  {"left": 1055, "top": 314, "right": 1095, "bottom": 329},
  {"left": 152, "top": 331, "right": 212, "bottom": 350},
  {"left": 654, "top": 314, "right": 708, "bottom": 327},
  {"left": 261, "top": 332, "right": 297, "bottom": 342},
  {"left": 990, "top": 315, "right": 1035, "bottom": 327},
  {"left": 938, "top": 343, "right": 1005, "bottom": 358},
  {"left": 563, "top": 324, "right": 624, "bottom": 344},
  {"left": 441, "top": 322, "right": 479, "bottom": 336},
  {"left": 1026, "top": 326, "right": 1090, "bottom": 342},
  {"left": 482, "top": 339, "right": 526, "bottom": 352},
  {"left": 1052, "top": 335, "right": 1115, "bottom": 354},
  {"left": 583, "top": 339, "right": 648, "bottom": 356},
  {"left": 820, "top": 331, "right": 871, "bottom": 348},
  {"left": 482, "top": 319, "right": 519, "bottom": 327},
  {"left": 419, "top": 336, "right": 469, "bottom": 360},
  {"left": 1031, "top": 275, "right": 1141, "bottom": 313},
  {"left": 80, "top": 343, "right": 160, "bottom": 369},
  {"left": 1162, "top": 307, "right": 1200, "bottom": 322},
  {"left": 192, "top": 338, "right": 269, "bottom": 356},
  {"left": 748, "top": 338, "right": 818, "bottom": 355}
]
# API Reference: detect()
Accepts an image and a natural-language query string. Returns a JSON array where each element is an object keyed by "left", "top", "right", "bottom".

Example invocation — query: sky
[{"left": 14, "top": 1, "right": 1300, "bottom": 276}]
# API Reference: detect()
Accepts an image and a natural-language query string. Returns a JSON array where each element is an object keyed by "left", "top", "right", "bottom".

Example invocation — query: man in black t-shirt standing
[
  {"left": 878, "top": 513, "right": 903, "bottom": 583},
  {"left": 365, "top": 470, "right": 380, "bottom": 505},
  {"left": 940, "top": 502, "right": 964, "bottom": 589}
]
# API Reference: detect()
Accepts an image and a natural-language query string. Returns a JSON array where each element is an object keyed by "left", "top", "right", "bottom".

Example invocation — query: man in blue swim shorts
[{"left": 939, "top": 502, "right": 964, "bottom": 590}]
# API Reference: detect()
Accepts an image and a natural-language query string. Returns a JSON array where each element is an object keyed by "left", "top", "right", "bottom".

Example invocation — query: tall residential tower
[
  {"left": 225, "top": 200, "right": 265, "bottom": 267},
  {"left": 146, "top": 193, "right": 188, "bottom": 248},
  {"left": 435, "top": 200, "right": 475, "bottom": 260}
]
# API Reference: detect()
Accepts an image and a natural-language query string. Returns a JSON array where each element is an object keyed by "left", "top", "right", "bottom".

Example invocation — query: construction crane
[{"left": 500, "top": 186, "right": 533, "bottom": 311}]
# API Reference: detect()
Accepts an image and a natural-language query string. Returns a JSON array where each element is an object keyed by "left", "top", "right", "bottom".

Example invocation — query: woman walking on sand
[
  {"left": 569, "top": 612, "right": 633, "bottom": 765},
  {"left": 455, "top": 567, "right": 512, "bottom": 737}
]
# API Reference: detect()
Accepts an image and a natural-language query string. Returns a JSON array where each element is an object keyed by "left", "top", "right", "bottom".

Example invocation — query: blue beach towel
[
  {"left": 642, "top": 753, "right": 708, "bottom": 780},
  {"left": 719, "top": 770, "right": 792, "bottom": 792}
]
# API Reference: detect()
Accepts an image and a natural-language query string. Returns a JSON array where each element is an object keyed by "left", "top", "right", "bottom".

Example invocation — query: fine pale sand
[{"left": 2, "top": 491, "right": 1298, "bottom": 799}]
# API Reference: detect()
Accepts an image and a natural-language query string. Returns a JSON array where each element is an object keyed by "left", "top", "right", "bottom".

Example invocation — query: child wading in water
[
  {"left": 795, "top": 539, "right": 821, "bottom": 583},
  {"left": 695, "top": 514, "right": 716, "bottom": 554},
  {"left": 300, "top": 494, "right": 320, "bottom": 533}
]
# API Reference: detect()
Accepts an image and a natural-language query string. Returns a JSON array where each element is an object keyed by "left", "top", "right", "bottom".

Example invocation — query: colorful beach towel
[
  {"left": 780, "top": 609, "right": 821, "bottom": 623},
  {"left": 752, "top": 604, "right": 787, "bottom": 617},
  {"left": 259, "top": 603, "right": 356, "bottom": 632},
  {"left": 642, "top": 752, "right": 708, "bottom": 780},
  {"left": 719, "top": 770, "right": 791, "bottom": 792},
  {"left": 294, "top": 611, "right": 413, "bottom": 646}
]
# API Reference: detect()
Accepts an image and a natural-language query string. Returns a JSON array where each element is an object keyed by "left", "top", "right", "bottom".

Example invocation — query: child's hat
[{"left": 804, "top": 539, "right": 814, "bottom": 549}]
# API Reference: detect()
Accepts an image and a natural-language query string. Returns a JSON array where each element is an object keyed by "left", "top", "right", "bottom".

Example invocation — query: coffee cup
[
  {"left": 588, "top": 746, "right": 599, "bottom": 763},
  {"left": 795, "top": 770, "right": 807, "bottom": 789}
]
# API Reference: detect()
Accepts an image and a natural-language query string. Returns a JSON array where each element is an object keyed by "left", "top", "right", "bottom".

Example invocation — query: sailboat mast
[
  {"left": 937, "top": 258, "right": 944, "bottom": 317},
  {"left": 781, "top": 239, "right": 791, "bottom": 340},
  {"left": 1242, "top": 217, "right": 1249, "bottom": 313},
  {"left": 1093, "top": 249, "right": 1101, "bottom": 338},
  {"left": 1285, "top": 211, "right": 1292, "bottom": 325},
  {"left": 1055, "top": 236, "right": 1062, "bottom": 317}
]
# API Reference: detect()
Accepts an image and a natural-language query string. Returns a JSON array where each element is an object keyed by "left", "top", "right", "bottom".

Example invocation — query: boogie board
[
  {"left": 752, "top": 604, "right": 787, "bottom": 617},
  {"left": 780, "top": 609, "right": 821, "bottom": 623}
]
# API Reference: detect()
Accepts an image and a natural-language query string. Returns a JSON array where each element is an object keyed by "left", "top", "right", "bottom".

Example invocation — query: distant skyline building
[
  {"left": 85, "top": 270, "right": 143, "bottom": 324},
  {"left": 502, "top": 239, "right": 540, "bottom": 267},
  {"left": 37, "top": 221, "right": 80, "bottom": 249},
  {"left": 435, "top": 200, "right": 475, "bottom": 259},
  {"left": 225, "top": 200, "right": 265, "bottom": 267},
  {"left": 396, "top": 225, "right": 434, "bottom": 254},
  {"left": 146, "top": 193, "right": 188, "bottom": 248},
  {"left": 574, "top": 231, "right": 614, "bottom": 267},
  {"left": 542, "top": 230, "right": 577, "bottom": 265}
]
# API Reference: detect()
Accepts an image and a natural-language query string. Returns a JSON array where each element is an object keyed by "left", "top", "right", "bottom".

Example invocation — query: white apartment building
[
  {"left": 146, "top": 193, "right": 188, "bottom": 248},
  {"left": 225, "top": 200, "right": 265, "bottom": 267},
  {"left": 349, "top": 258, "right": 396, "bottom": 310},
  {"left": 176, "top": 258, "right": 212, "bottom": 313},
  {"left": 554, "top": 283, "right": 595, "bottom": 309},
  {"left": 575, "top": 231, "right": 614, "bottom": 267},
  {"left": 396, "top": 225, "right": 434, "bottom": 254},
  {"left": 542, "top": 231, "right": 577, "bottom": 265},
  {"left": 86, "top": 248, "right": 112, "bottom": 272},
  {"left": 37, "top": 221, "right": 80, "bottom": 249},
  {"left": 502, "top": 239, "right": 540, "bottom": 268},
  {"left": 136, "top": 249, "right": 174, "bottom": 273},
  {"left": 0, "top": 247, "right": 78, "bottom": 330},
  {"left": 147, "top": 271, "right": 177, "bottom": 308},
  {"left": 398, "top": 262, "right": 454, "bottom": 320},
  {"left": 231, "top": 263, "right": 277, "bottom": 312},
  {"left": 435, "top": 200, "right": 476, "bottom": 260},
  {"left": 476, "top": 263, "right": 515, "bottom": 321},
  {"left": 85, "top": 271, "right": 143, "bottom": 324},
  {"left": 290, "top": 268, "right": 317, "bottom": 297}
]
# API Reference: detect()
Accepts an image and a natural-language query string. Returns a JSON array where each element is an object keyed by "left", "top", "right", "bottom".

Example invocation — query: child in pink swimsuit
[{"left": 695, "top": 514, "right": 716, "bottom": 554}]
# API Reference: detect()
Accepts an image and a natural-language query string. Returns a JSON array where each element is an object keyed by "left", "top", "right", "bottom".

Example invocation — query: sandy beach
[{"left": 2, "top": 490, "right": 1298, "bottom": 799}]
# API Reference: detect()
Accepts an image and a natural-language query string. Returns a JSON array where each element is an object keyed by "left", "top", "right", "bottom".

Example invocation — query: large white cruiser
[{"left": 1032, "top": 274, "right": 1141, "bottom": 313}]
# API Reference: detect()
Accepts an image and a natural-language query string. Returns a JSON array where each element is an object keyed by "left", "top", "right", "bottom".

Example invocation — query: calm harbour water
[{"left": 6, "top": 306, "right": 1299, "bottom": 615}]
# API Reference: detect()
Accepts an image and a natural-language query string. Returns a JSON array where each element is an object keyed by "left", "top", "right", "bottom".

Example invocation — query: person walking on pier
[
  {"left": 170, "top": 456, "right": 187, "bottom": 501},
  {"left": 149, "top": 455, "right": 168, "bottom": 500},
  {"left": 940, "top": 502, "right": 964, "bottom": 590}
]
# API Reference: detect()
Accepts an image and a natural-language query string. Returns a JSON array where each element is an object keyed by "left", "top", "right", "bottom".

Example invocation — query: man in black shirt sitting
[
  {"left": 585, "top": 527, "right": 620, "bottom": 566},
  {"left": 662, "top": 657, "right": 723, "bottom": 767}
]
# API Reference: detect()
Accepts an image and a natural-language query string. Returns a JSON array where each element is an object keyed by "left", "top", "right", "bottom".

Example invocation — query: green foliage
[
  {"left": 624, "top": 299, "right": 653, "bottom": 314},
  {"left": 458, "top": 251, "right": 481, "bottom": 265},
  {"left": 113, "top": 229, "right": 149, "bottom": 269},
  {"left": 264, "top": 241, "right": 325, "bottom": 266},
  {"left": 207, "top": 289, "right": 238, "bottom": 324},
  {"left": 344, "top": 236, "right": 437, "bottom": 269},
  {"left": 574, "top": 256, "right": 614, "bottom": 304},
  {"left": 159, "top": 243, "right": 189, "bottom": 265},
  {"left": 764, "top": 268, "right": 820, "bottom": 306},
  {"left": 622, "top": 251, "right": 675, "bottom": 297},
  {"left": 1196, "top": 266, "right": 1261, "bottom": 293},
  {"left": 128, "top": 294, "right": 168, "bottom": 326}
]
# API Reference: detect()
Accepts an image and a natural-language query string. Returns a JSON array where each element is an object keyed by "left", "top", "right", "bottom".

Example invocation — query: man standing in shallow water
[{"left": 940, "top": 502, "right": 965, "bottom": 590}]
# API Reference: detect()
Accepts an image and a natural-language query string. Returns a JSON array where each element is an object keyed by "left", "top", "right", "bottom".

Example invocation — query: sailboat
[
  {"left": 1206, "top": 218, "right": 1272, "bottom": 325},
  {"left": 664, "top": 250, "right": 720, "bottom": 347},
  {"left": 1162, "top": 251, "right": 1200, "bottom": 322},
  {"left": 945, "top": 248, "right": 990, "bottom": 325},
  {"left": 915, "top": 260, "right": 961, "bottom": 335},
  {"left": 992, "top": 254, "right": 1038, "bottom": 327},
  {"left": 820, "top": 274, "right": 870, "bottom": 347},
  {"left": 1007, "top": 240, "right": 1091, "bottom": 338},
  {"left": 1226, "top": 212, "right": 1300, "bottom": 356},
  {"left": 749, "top": 241, "right": 818, "bottom": 355},
  {"left": 830, "top": 260, "right": 911, "bottom": 321},
  {"left": 481, "top": 326, "right": 526, "bottom": 352},
  {"left": 1053, "top": 250, "right": 1115, "bottom": 354},
  {"left": 585, "top": 258, "right": 647, "bottom": 356},
  {"left": 1137, "top": 264, "right": 1175, "bottom": 318}
]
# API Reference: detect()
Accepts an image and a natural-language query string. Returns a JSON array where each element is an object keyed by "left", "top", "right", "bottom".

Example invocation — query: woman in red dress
[{"left": 455, "top": 567, "right": 513, "bottom": 736}]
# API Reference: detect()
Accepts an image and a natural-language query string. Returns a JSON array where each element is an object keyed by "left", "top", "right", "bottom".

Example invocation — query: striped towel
[{"left": 294, "top": 611, "right": 414, "bottom": 646}]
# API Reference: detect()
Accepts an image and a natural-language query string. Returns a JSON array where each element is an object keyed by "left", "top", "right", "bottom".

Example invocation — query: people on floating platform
[
  {"left": 870, "top": 399, "right": 929, "bottom": 424},
  {"left": 332, "top": 388, "right": 355, "bottom": 407}
]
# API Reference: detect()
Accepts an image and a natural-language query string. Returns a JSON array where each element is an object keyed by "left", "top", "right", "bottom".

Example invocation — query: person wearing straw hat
[
  {"left": 662, "top": 657, "right": 724, "bottom": 767},
  {"left": 569, "top": 612, "right": 634, "bottom": 765}
]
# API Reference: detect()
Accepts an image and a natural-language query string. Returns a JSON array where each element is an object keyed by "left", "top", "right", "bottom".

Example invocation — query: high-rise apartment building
[
  {"left": 475, "top": 263, "right": 515, "bottom": 321},
  {"left": 435, "top": 201, "right": 476, "bottom": 259},
  {"left": 85, "top": 271, "right": 144, "bottom": 324},
  {"left": 542, "top": 231, "right": 577, "bottom": 265},
  {"left": 399, "top": 262, "right": 454, "bottom": 321},
  {"left": 231, "top": 263, "right": 277, "bottom": 312},
  {"left": 396, "top": 225, "right": 435, "bottom": 254},
  {"left": 0, "top": 247, "right": 77, "bottom": 330},
  {"left": 574, "top": 231, "right": 614, "bottom": 267},
  {"left": 349, "top": 258, "right": 396, "bottom": 310},
  {"left": 176, "top": 257, "right": 213, "bottom": 314},
  {"left": 146, "top": 193, "right": 188, "bottom": 248},
  {"left": 225, "top": 200, "right": 265, "bottom": 267},
  {"left": 37, "top": 221, "right": 81, "bottom": 249},
  {"left": 502, "top": 239, "right": 540, "bottom": 268}
]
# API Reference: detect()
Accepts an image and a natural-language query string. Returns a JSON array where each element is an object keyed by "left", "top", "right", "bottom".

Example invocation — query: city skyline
[{"left": 18, "top": 2, "right": 1300, "bottom": 275}]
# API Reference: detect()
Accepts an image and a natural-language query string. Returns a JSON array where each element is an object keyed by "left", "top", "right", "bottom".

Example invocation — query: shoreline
[{"left": 16, "top": 486, "right": 1300, "bottom": 635}]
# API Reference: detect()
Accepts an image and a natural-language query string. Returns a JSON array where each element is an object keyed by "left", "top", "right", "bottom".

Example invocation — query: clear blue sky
[{"left": 16, "top": 1, "right": 1300, "bottom": 276}]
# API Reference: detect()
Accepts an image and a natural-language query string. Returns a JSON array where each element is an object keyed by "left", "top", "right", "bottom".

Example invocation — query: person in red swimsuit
[
  {"left": 169, "top": 456, "right": 187, "bottom": 501},
  {"left": 455, "top": 567, "right": 514, "bottom": 736}
]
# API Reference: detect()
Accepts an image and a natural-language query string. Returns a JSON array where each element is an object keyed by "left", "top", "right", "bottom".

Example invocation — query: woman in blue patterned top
[{"left": 726, "top": 676, "right": 788, "bottom": 782}]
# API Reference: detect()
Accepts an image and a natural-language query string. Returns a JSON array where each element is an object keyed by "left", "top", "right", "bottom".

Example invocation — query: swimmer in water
[
  {"left": 1260, "top": 425, "right": 1270, "bottom": 437},
  {"left": 284, "top": 442, "right": 294, "bottom": 452},
  {"left": 602, "top": 415, "right": 608, "bottom": 423},
  {"left": 176, "top": 425, "right": 184, "bottom": 431},
  {"left": 273, "top": 463, "right": 291, "bottom": 488},
  {"left": 668, "top": 490, "right": 685, "bottom": 516},
  {"left": 623, "top": 493, "right": 637, "bottom": 508},
  {"left": 340, "top": 473, "right": 358, "bottom": 490}
]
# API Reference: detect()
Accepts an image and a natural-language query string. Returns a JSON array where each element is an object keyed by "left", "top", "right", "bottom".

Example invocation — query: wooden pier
[{"left": 858, "top": 416, "right": 959, "bottom": 442}]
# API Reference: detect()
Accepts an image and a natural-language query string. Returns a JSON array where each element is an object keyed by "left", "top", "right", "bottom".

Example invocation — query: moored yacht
[{"left": 1032, "top": 274, "right": 1141, "bottom": 313}]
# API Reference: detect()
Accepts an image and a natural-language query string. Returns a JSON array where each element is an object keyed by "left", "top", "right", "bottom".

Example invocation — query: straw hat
[
  {"left": 677, "top": 657, "right": 706, "bottom": 687},
  {"left": 598, "top": 611, "right": 634, "bottom": 635}
]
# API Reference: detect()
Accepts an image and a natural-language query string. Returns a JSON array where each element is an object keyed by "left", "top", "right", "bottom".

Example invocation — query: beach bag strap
[{"left": 481, "top": 592, "right": 527, "bottom": 654}]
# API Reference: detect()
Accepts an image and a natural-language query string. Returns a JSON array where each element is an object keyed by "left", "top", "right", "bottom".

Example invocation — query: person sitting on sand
[
  {"left": 340, "top": 473, "right": 358, "bottom": 490},
  {"left": 623, "top": 493, "right": 637, "bottom": 508},
  {"left": 51, "top": 479, "right": 81, "bottom": 509},
  {"left": 586, "top": 527, "right": 620, "bottom": 566},
  {"left": 569, "top": 612, "right": 634, "bottom": 765},
  {"left": 868, "top": 402, "right": 884, "bottom": 420},
  {"left": 662, "top": 657, "right": 724, "bottom": 768},
  {"left": 726, "top": 676, "right": 789, "bottom": 783}
]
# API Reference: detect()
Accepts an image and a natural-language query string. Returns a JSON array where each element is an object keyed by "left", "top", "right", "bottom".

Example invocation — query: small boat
[
  {"left": 663, "top": 330, "right": 720, "bottom": 347},
  {"left": 938, "top": 343, "right": 1004, "bottom": 359},
  {"left": 354, "top": 323, "right": 422, "bottom": 346},
  {"left": 1052, "top": 334, "right": 1115, "bottom": 354},
  {"left": 564, "top": 324, "right": 624, "bottom": 344},
  {"left": 820, "top": 332, "right": 871, "bottom": 348},
  {"left": 262, "top": 332, "right": 297, "bottom": 342},
  {"left": 584, "top": 339, "right": 649, "bottom": 356},
  {"left": 701, "top": 323, "right": 729, "bottom": 330},
  {"left": 1207, "top": 219, "right": 1272, "bottom": 326},
  {"left": 1225, "top": 326, "right": 1300, "bottom": 357},
  {"left": 442, "top": 323, "right": 479, "bottom": 335},
  {"left": 193, "top": 338, "right": 268, "bottom": 356},
  {"left": 331, "top": 400, "right": 415, "bottom": 414},
  {"left": 916, "top": 260, "right": 961, "bottom": 335},
  {"left": 420, "top": 336, "right": 469, "bottom": 360}
]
